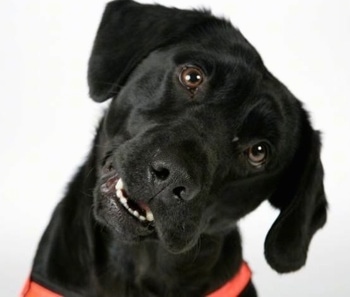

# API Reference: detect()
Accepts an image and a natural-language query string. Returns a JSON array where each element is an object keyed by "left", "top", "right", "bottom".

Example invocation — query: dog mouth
[
  {"left": 100, "top": 171, "right": 155, "bottom": 225},
  {"left": 115, "top": 178, "right": 154, "bottom": 222}
]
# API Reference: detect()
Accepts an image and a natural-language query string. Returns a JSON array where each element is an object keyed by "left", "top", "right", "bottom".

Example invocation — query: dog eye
[
  {"left": 179, "top": 66, "right": 204, "bottom": 91},
  {"left": 246, "top": 142, "right": 269, "bottom": 167}
]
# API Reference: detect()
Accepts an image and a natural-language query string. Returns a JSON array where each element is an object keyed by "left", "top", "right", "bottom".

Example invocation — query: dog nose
[{"left": 149, "top": 157, "right": 200, "bottom": 202}]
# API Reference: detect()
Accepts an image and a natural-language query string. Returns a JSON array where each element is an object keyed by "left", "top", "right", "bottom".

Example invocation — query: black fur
[{"left": 29, "top": 1, "right": 327, "bottom": 296}]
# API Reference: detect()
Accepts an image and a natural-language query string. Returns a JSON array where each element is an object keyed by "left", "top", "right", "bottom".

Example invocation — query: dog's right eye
[{"left": 179, "top": 65, "right": 204, "bottom": 92}]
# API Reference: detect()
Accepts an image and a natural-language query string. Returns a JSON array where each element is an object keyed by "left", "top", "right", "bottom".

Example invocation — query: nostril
[
  {"left": 173, "top": 186, "right": 186, "bottom": 200},
  {"left": 149, "top": 157, "right": 200, "bottom": 201},
  {"left": 151, "top": 165, "right": 170, "bottom": 181}
]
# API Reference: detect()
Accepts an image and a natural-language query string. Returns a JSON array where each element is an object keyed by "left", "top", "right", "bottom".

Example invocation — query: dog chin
[{"left": 159, "top": 233, "right": 199, "bottom": 254}]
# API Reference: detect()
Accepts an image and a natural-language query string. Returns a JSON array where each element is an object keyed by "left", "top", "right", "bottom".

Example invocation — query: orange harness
[
  {"left": 21, "top": 262, "right": 251, "bottom": 297},
  {"left": 21, "top": 279, "right": 61, "bottom": 297}
]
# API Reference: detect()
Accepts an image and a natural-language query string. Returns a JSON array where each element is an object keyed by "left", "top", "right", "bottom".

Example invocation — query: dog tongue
[
  {"left": 137, "top": 201, "right": 154, "bottom": 221},
  {"left": 138, "top": 201, "right": 151, "bottom": 213}
]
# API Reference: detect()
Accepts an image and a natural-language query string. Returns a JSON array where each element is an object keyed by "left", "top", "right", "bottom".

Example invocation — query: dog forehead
[
  {"left": 127, "top": 45, "right": 265, "bottom": 95},
  {"left": 131, "top": 50, "right": 272, "bottom": 113},
  {"left": 136, "top": 38, "right": 262, "bottom": 68},
  {"left": 118, "top": 45, "right": 283, "bottom": 116}
]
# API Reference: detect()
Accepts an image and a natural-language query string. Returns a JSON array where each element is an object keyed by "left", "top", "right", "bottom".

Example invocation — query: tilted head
[{"left": 89, "top": 0, "right": 327, "bottom": 273}]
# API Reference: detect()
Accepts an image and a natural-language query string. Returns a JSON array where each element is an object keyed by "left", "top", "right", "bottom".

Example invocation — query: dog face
[{"left": 90, "top": 0, "right": 327, "bottom": 273}]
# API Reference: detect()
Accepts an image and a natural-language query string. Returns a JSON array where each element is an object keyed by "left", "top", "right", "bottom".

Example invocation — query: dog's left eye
[
  {"left": 246, "top": 142, "right": 270, "bottom": 167},
  {"left": 179, "top": 65, "right": 204, "bottom": 91}
]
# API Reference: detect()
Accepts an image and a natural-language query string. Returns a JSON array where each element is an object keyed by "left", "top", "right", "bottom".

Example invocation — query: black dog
[{"left": 24, "top": 1, "right": 327, "bottom": 296}]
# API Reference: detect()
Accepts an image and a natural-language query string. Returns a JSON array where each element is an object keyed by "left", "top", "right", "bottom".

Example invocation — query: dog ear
[
  {"left": 264, "top": 109, "right": 328, "bottom": 273},
  {"left": 87, "top": 0, "right": 218, "bottom": 102}
]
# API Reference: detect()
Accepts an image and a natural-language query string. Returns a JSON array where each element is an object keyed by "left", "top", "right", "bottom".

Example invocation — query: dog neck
[{"left": 93, "top": 228, "right": 243, "bottom": 296}]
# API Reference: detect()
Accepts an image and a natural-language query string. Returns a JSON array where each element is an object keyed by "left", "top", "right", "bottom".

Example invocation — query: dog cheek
[
  {"left": 104, "top": 102, "right": 131, "bottom": 138},
  {"left": 92, "top": 191, "right": 120, "bottom": 228}
]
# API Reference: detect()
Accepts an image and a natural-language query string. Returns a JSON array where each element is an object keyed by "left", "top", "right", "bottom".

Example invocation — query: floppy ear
[
  {"left": 264, "top": 109, "right": 328, "bottom": 273},
  {"left": 88, "top": 0, "right": 217, "bottom": 102}
]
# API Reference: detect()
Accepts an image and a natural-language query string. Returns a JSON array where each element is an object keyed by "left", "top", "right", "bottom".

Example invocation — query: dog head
[{"left": 89, "top": 0, "right": 327, "bottom": 273}]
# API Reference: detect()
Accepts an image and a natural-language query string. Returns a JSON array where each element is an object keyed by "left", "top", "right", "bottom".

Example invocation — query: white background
[{"left": 1, "top": 0, "right": 349, "bottom": 296}]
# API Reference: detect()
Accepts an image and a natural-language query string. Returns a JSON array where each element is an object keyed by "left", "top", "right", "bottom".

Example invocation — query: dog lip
[{"left": 100, "top": 172, "right": 119, "bottom": 194}]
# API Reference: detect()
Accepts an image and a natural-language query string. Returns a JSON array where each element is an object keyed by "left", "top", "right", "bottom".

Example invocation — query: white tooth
[
  {"left": 115, "top": 178, "right": 124, "bottom": 191},
  {"left": 120, "top": 197, "right": 128, "bottom": 205},
  {"left": 139, "top": 216, "right": 146, "bottom": 221},
  {"left": 116, "top": 190, "right": 123, "bottom": 199},
  {"left": 146, "top": 211, "right": 154, "bottom": 222},
  {"left": 133, "top": 210, "right": 140, "bottom": 218}
]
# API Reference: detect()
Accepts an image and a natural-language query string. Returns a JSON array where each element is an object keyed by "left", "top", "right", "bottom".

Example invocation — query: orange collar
[
  {"left": 21, "top": 262, "right": 251, "bottom": 297},
  {"left": 207, "top": 262, "right": 252, "bottom": 297}
]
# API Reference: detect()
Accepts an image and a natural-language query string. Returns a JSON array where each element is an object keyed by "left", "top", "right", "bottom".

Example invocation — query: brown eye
[
  {"left": 179, "top": 66, "right": 204, "bottom": 90},
  {"left": 246, "top": 142, "right": 269, "bottom": 167}
]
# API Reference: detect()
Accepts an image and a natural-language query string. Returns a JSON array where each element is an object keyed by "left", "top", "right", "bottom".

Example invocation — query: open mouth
[
  {"left": 101, "top": 171, "right": 155, "bottom": 226},
  {"left": 115, "top": 178, "right": 154, "bottom": 222}
]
